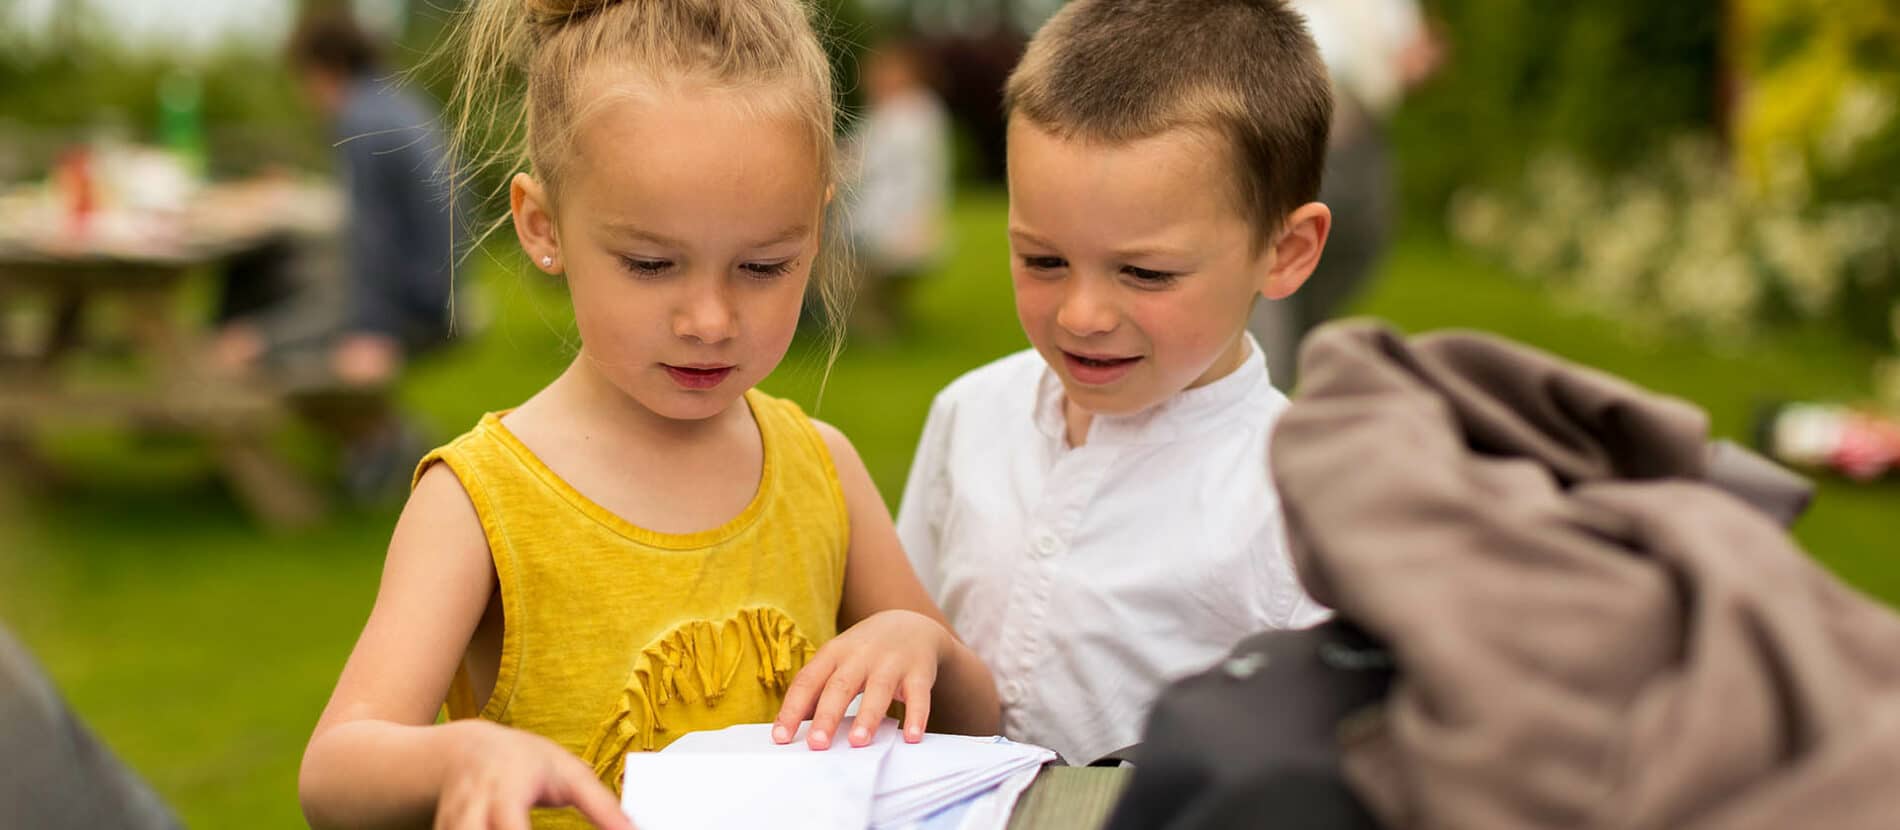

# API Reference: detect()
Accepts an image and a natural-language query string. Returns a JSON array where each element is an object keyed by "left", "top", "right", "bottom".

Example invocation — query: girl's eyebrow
[
  {"left": 602, "top": 222, "right": 811, "bottom": 249},
  {"left": 601, "top": 223, "right": 687, "bottom": 248},
  {"left": 750, "top": 224, "right": 813, "bottom": 248}
]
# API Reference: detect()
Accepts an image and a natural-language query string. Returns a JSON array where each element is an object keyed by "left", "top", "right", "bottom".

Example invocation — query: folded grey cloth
[{"left": 1271, "top": 321, "right": 1900, "bottom": 830}]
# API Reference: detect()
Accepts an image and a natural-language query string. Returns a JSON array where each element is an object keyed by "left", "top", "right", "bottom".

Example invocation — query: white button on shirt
[{"left": 895, "top": 340, "right": 1328, "bottom": 765}]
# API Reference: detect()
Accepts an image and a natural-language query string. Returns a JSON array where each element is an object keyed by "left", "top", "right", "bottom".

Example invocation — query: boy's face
[{"left": 1006, "top": 118, "right": 1275, "bottom": 418}]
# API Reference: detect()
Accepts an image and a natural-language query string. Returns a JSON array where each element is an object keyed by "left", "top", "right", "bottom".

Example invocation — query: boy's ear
[
  {"left": 511, "top": 172, "right": 562, "bottom": 273},
  {"left": 1259, "top": 202, "right": 1331, "bottom": 300}
]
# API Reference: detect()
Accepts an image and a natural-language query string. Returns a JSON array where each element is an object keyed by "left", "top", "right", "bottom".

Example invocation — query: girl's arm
[
  {"left": 771, "top": 422, "right": 1002, "bottom": 750},
  {"left": 299, "top": 465, "right": 628, "bottom": 830}
]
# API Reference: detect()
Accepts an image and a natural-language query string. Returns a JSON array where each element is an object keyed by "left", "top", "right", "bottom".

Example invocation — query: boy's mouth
[
  {"left": 1062, "top": 351, "right": 1142, "bottom": 385},
  {"left": 663, "top": 363, "right": 736, "bottom": 390}
]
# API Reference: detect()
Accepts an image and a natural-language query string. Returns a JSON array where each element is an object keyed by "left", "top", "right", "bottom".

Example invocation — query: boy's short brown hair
[{"left": 1005, "top": 0, "right": 1332, "bottom": 242}]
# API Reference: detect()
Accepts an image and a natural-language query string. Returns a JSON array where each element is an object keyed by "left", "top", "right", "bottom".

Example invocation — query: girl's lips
[
  {"left": 1061, "top": 351, "right": 1141, "bottom": 386},
  {"left": 664, "top": 364, "right": 735, "bottom": 390}
]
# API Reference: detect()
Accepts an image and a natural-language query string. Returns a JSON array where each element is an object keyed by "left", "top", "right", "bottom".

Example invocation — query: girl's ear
[
  {"left": 1259, "top": 202, "right": 1332, "bottom": 301},
  {"left": 511, "top": 172, "right": 562, "bottom": 273}
]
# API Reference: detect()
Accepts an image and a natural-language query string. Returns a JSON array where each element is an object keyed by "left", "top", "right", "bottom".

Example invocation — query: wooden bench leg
[
  {"left": 0, "top": 428, "right": 61, "bottom": 488},
  {"left": 211, "top": 431, "right": 327, "bottom": 529}
]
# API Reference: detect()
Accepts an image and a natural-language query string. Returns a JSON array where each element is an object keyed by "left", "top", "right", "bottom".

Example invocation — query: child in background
[
  {"left": 299, "top": 2, "right": 997, "bottom": 828},
  {"left": 897, "top": 0, "right": 1334, "bottom": 766},
  {"left": 845, "top": 38, "right": 952, "bottom": 338}
]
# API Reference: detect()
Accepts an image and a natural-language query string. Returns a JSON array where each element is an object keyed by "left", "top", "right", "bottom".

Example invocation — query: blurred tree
[{"left": 1389, "top": 0, "right": 1723, "bottom": 222}]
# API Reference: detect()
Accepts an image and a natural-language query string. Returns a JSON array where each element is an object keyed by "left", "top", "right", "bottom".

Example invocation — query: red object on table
[{"left": 55, "top": 146, "right": 97, "bottom": 238}]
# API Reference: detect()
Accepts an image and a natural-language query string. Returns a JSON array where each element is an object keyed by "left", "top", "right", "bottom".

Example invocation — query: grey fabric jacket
[
  {"left": 1271, "top": 321, "right": 1900, "bottom": 830},
  {"left": 334, "top": 77, "right": 462, "bottom": 346}
]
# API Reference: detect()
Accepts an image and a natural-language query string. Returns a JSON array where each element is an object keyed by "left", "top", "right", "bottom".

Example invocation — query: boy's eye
[
  {"left": 1021, "top": 255, "right": 1067, "bottom": 271},
  {"left": 741, "top": 259, "right": 796, "bottom": 279},
  {"left": 619, "top": 256, "right": 673, "bottom": 276},
  {"left": 1122, "top": 265, "right": 1179, "bottom": 285}
]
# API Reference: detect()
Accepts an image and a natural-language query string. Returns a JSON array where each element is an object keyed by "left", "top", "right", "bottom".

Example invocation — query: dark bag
[{"left": 1103, "top": 620, "right": 1394, "bottom": 830}]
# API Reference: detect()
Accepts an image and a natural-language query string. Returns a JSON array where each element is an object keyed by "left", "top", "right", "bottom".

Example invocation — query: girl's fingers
[
  {"left": 899, "top": 673, "right": 932, "bottom": 743},
  {"left": 494, "top": 776, "right": 543, "bottom": 830},
  {"left": 447, "top": 799, "right": 483, "bottom": 830},
  {"left": 772, "top": 656, "right": 835, "bottom": 743},
  {"left": 553, "top": 759, "right": 634, "bottom": 830},
  {"left": 849, "top": 670, "right": 900, "bottom": 747},
  {"left": 433, "top": 791, "right": 464, "bottom": 830},
  {"left": 807, "top": 662, "right": 868, "bottom": 750},
  {"left": 490, "top": 801, "right": 530, "bottom": 830}
]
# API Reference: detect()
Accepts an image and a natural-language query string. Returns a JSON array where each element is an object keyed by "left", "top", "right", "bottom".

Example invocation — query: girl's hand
[
  {"left": 435, "top": 720, "right": 633, "bottom": 830},
  {"left": 771, "top": 609, "right": 952, "bottom": 750}
]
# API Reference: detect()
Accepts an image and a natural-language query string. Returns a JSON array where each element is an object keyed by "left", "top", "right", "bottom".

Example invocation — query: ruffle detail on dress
[{"left": 583, "top": 606, "right": 818, "bottom": 788}]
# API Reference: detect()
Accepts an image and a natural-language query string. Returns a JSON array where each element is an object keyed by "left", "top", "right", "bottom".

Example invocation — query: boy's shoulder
[{"left": 934, "top": 348, "right": 1048, "bottom": 410}]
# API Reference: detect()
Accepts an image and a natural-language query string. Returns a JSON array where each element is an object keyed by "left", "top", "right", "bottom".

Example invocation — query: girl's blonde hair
[{"left": 441, "top": 0, "right": 852, "bottom": 370}]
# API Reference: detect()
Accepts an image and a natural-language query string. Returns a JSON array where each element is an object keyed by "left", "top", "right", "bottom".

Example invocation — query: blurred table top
[
  {"left": 0, "top": 176, "right": 340, "bottom": 272},
  {"left": 1009, "top": 767, "right": 1130, "bottom": 830}
]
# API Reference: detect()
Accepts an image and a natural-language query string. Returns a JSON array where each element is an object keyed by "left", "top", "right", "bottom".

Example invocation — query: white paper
[
  {"left": 623, "top": 721, "right": 897, "bottom": 830},
  {"left": 621, "top": 720, "right": 1056, "bottom": 830}
]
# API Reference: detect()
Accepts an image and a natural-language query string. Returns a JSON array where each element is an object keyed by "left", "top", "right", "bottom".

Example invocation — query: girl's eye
[
  {"left": 1021, "top": 255, "right": 1067, "bottom": 271},
  {"left": 741, "top": 259, "right": 796, "bottom": 279},
  {"left": 620, "top": 256, "right": 673, "bottom": 277},
  {"left": 1123, "top": 265, "right": 1180, "bottom": 285}
]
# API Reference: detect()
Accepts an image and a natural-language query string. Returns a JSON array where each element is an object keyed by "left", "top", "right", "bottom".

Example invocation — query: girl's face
[{"left": 515, "top": 78, "right": 826, "bottom": 423}]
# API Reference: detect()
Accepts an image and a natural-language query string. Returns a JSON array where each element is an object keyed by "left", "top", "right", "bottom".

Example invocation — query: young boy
[{"left": 895, "top": 0, "right": 1335, "bottom": 765}]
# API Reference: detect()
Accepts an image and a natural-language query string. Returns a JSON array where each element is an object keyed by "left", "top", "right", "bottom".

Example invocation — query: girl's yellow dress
[{"left": 414, "top": 389, "right": 849, "bottom": 828}]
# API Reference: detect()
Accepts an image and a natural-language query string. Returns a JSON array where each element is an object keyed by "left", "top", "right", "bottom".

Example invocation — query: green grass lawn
[{"left": 2, "top": 189, "right": 1894, "bottom": 827}]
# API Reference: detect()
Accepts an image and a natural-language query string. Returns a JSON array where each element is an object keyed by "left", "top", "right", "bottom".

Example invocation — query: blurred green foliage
[
  {"left": 1738, "top": 0, "right": 1900, "bottom": 205},
  {"left": 1390, "top": 0, "right": 1723, "bottom": 221}
]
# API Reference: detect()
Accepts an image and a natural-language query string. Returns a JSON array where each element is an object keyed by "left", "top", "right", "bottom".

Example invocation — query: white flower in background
[
  {"left": 1507, "top": 220, "right": 1569, "bottom": 278},
  {"left": 1576, "top": 187, "right": 1670, "bottom": 310},
  {"left": 1526, "top": 152, "right": 1599, "bottom": 231},
  {"left": 1668, "top": 136, "right": 1730, "bottom": 197},
  {"left": 1820, "top": 82, "right": 1897, "bottom": 172},
  {"left": 1455, "top": 130, "right": 1893, "bottom": 367},
  {"left": 1753, "top": 143, "right": 1814, "bottom": 210},
  {"left": 1759, "top": 210, "right": 1841, "bottom": 317},
  {"left": 1658, "top": 248, "right": 1759, "bottom": 337},
  {"left": 1449, "top": 189, "right": 1509, "bottom": 250},
  {"left": 1826, "top": 204, "right": 1897, "bottom": 288}
]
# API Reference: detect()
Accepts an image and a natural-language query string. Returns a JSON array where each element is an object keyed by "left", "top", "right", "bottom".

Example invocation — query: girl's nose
[{"left": 673, "top": 281, "right": 737, "bottom": 344}]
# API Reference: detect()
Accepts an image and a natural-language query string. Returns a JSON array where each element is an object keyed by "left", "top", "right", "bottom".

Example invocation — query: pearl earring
[{"left": 541, "top": 255, "right": 555, "bottom": 268}]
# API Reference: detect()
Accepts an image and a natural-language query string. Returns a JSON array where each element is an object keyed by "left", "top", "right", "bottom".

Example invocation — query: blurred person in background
[
  {"left": 211, "top": 11, "right": 462, "bottom": 500},
  {"left": 844, "top": 38, "right": 952, "bottom": 339},
  {"left": 1250, "top": 0, "right": 1442, "bottom": 389}
]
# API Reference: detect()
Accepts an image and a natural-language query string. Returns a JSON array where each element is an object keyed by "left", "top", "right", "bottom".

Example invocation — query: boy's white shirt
[{"left": 896, "top": 335, "right": 1329, "bottom": 766}]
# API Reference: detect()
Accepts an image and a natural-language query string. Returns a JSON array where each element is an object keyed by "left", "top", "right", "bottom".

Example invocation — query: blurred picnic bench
[{"left": 0, "top": 172, "right": 343, "bottom": 527}]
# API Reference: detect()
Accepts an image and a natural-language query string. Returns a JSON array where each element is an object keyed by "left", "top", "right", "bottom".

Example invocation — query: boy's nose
[
  {"left": 673, "top": 282, "right": 738, "bottom": 344},
  {"left": 1056, "top": 275, "right": 1120, "bottom": 338}
]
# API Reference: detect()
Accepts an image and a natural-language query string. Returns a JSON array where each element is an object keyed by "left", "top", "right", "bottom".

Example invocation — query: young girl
[{"left": 298, "top": 2, "right": 999, "bottom": 828}]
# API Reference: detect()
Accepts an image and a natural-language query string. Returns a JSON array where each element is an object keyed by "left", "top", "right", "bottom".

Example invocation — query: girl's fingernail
[
  {"left": 851, "top": 726, "right": 867, "bottom": 744},
  {"left": 772, "top": 725, "right": 789, "bottom": 743},
  {"left": 811, "top": 729, "right": 828, "bottom": 747}
]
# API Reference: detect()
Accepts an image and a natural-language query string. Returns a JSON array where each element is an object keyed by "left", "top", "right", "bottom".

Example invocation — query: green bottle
[{"left": 157, "top": 70, "right": 206, "bottom": 178}]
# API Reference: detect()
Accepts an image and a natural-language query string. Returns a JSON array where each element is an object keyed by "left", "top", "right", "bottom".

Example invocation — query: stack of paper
[{"left": 619, "top": 720, "right": 1055, "bottom": 830}]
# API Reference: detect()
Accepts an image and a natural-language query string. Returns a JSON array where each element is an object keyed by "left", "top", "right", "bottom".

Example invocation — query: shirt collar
[{"left": 1035, "top": 333, "right": 1274, "bottom": 447}]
